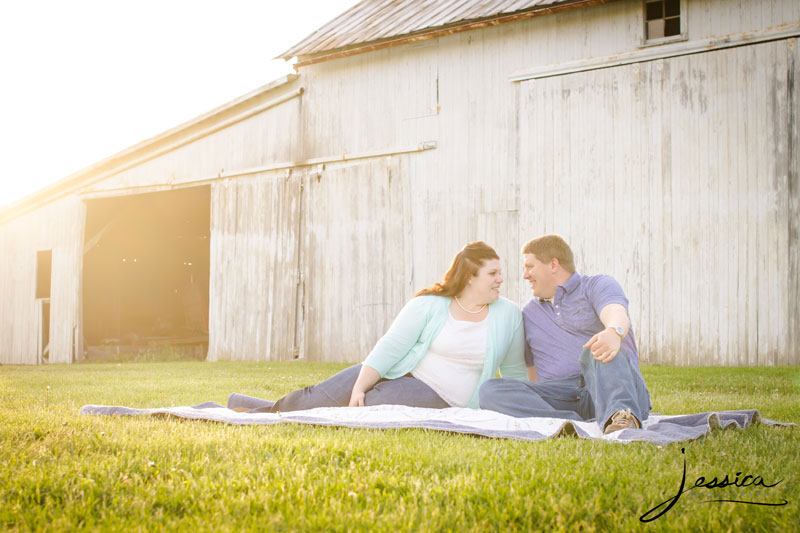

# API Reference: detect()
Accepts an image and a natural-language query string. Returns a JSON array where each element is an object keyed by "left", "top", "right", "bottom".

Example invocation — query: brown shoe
[{"left": 604, "top": 408, "right": 640, "bottom": 434}]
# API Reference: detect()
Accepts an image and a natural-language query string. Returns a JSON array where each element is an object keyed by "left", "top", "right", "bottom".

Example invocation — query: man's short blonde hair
[{"left": 521, "top": 234, "right": 576, "bottom": 273}]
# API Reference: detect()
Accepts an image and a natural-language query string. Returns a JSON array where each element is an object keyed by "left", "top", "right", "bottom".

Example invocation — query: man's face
[{"left": 522, "top": 253, "right": 556, "bottom": 299}]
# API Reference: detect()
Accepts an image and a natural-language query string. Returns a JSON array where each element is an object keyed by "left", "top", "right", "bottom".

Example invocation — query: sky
[{"left": 0, "top": 0, "right": 361, "bottom": 208}]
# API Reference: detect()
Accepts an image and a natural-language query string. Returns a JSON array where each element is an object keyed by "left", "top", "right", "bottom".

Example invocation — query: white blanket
[{"left": 79, "top": 403, "right": 791, "bottom": 444}]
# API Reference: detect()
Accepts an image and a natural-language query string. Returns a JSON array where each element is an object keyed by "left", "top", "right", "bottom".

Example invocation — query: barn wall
[
  {"left": 517, "top": 39, "right": 798, "bottom": 366},
  {"left": 296, "top": 0, "right": 640, "bottom": 303},
  {"left": 0, "top": 196, "right": 84, "bottom": 364},
  {"left": 3, "top": 0, "right": 798, "bottom": 365},
  {"left": 685, "top": 0, "right": 800, "bottom": 37},
  {"left": 293, "top": 1, "right": 642, "bottom": 358},
  {"left": 293, "top": 0, "right": 800, "bottom": 365},
  {"left": 298, "top": 0, "right": 800, "bottom": 265}
]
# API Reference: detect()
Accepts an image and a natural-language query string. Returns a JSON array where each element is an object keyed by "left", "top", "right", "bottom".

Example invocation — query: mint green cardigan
[{"left": 362, "top": 295, "right": 528, "bottom": 408}]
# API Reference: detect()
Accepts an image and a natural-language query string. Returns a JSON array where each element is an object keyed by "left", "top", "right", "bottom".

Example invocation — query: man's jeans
[{"left": 479, "top": 348, "right": 651, "bottom": 428}]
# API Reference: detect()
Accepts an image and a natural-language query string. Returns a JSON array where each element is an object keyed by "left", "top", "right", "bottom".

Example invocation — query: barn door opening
[
  {"left": 82, "top": 186, "right": 210, "bottom": 360},
  {"left": 36, "top": 250, "right": 52, "bottom": 364}
]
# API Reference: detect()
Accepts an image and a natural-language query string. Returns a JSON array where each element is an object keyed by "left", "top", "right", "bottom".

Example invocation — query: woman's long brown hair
[{"left": 415, "top": 241, "right": 499, "bottom": 297}]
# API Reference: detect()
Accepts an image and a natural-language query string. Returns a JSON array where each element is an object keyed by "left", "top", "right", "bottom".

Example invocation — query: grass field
[{"left": 1, "top": 361, "right": 798, "bottom": 531}]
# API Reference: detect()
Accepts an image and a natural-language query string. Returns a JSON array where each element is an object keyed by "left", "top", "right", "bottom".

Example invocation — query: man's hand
[{"left": 583, "top": 327, "right": 622, "bottom": 363}]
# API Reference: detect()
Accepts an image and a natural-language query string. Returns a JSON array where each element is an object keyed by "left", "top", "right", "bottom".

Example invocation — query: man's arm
[
  {"left": 523, "top": 329, "right": 538, "bottom": 381},
  {"left": 582, "top": 303, "right": 629, "bottom": 363}
]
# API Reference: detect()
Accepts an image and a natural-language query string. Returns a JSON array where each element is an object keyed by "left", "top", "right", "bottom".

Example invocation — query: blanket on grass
[{"left": 79, "top": 401, "right": 792, "bottom": 445}]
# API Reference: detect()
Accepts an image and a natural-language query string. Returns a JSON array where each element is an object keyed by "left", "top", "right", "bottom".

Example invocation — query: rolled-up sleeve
[{"left": 586, "top": 275, "right": 629, "bottom": 314}]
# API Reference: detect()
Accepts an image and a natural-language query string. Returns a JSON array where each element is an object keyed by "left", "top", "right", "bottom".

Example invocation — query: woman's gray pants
[{"left": 227, "top": 364, "right": 449, "bottom": 413}]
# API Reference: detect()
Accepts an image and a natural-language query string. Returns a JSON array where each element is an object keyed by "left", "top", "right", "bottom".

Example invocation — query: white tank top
[{"left": 411, "top": 311, "right": 488, "bottom": 407}]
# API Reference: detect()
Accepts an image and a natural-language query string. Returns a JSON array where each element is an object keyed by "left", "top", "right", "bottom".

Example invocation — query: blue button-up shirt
[{"left": 522, "top": 272, "right": 641, "bottom": 381}]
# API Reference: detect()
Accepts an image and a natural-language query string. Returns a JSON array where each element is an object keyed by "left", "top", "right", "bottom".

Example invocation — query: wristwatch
[{"left": 609, "top": 325, "right": 625, "bottom": 339}]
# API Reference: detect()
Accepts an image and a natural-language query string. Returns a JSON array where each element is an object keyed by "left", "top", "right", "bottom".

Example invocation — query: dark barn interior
[{"left": 82, "top": 186, "right": 210, "bottom": 359}]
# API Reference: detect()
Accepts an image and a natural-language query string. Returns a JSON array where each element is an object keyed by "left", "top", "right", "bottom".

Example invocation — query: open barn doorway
[{"left": 82, "top": 186, "right": 210, "bottom": 360}]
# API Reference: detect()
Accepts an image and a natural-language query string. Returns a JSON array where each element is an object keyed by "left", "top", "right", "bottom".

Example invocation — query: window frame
[{"left": 641, "top": 0, "right": 688, "bottom": 47}]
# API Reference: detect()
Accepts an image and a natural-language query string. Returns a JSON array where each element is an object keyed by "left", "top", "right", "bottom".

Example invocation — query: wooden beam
[{"left": 510, "top": 21, "right": 800, "bottom": 81}]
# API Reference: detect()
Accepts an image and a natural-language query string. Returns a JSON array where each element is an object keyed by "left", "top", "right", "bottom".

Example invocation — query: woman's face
[{"left": 466, "top": 258, "right": 503, "bottom": 303}]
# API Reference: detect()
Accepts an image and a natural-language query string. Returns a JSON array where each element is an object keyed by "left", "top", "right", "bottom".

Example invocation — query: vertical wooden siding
[
  {"left": 790, "top": 37, "right": 800, "bottom": 365},
  {"left": 299, "top": 157, "right": 411, "bottom": 362},
  {"left": 0, "top": 197, "right": 84, "bottom": 364},
  {"left": 207, "top": 172, "right": 301, "bottom": 361},
  {"left": 208, "top": 156, "right": 412, "bottom": 363},
  {"left": 517, "top": 39, "right": 799, "bottom": 365}
]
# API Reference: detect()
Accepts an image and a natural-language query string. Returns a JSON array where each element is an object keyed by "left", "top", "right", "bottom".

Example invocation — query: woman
[{"left": 229, "top": 241, "right": 527, "bottom": 413}]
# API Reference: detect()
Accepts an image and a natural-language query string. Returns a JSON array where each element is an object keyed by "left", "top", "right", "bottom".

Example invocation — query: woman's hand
[
  {"left": 348, "top": 365, "right": 381, "bottom": 407},
  {"left": 348, "top": 390, "right": 367, "bottom": 407}
]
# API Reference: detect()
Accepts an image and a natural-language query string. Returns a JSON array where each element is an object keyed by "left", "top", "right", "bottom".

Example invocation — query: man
[{"left": 479, "top": 234, "right": 651, "bottom": 434}]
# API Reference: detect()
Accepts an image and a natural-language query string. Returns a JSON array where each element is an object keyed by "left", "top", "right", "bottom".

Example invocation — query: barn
[{"left": 1, "top": 0, "right": 798, "bottom": 366}]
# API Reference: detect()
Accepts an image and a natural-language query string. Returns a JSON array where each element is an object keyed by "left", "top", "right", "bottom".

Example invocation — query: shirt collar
[
  {"left": 537, "top": 272, "right": 580, "bottom": 304},
  {"left": 561, "top": 272, "right": 581, "bottom": 294}
]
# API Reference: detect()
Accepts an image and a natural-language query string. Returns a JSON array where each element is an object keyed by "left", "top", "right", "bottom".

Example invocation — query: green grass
[{"left": 1, "top": 362, "right": 798, "bottom": 532}]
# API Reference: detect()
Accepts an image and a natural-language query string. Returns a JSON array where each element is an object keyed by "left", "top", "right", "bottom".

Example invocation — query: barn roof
[{"left": 279, "top": 0, "right": 614, "bottom": 65}]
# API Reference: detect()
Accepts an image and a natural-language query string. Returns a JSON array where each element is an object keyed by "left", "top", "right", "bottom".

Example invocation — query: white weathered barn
[{"left": 1, "top": 0, "right": 798, "bottom": 366}]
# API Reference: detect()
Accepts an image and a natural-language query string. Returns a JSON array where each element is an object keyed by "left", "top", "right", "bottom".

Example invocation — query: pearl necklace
[{"left": 455, "top": 297, "right": 487, "bottom": 314}]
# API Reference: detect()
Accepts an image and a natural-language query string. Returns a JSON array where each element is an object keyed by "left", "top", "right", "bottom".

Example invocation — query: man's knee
[
  {"left": 581, "top": 347, "right": 632, "bottom": 372},
  {"left": 479, "top": 378, "right": 512, "bottom": 409}
]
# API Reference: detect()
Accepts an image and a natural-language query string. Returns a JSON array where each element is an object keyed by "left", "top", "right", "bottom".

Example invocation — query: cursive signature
[{"left": 640, "top": 448, "right": 787, "bottom": 522}]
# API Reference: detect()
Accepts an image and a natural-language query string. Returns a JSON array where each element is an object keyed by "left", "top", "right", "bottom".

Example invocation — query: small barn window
[
  {"left": 36, "top": 250, "right": 52, "bottom": 299},
  {"left": 644, "top": 0, "right": 682, "bottom": 42}
]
